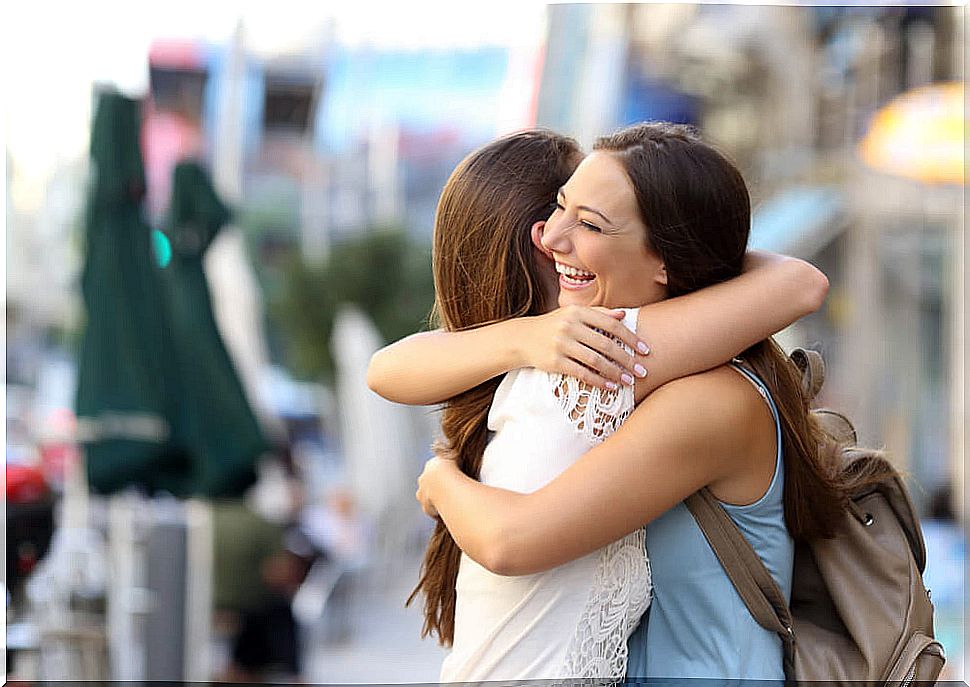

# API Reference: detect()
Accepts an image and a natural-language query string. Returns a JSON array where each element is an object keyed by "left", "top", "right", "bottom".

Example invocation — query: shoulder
[
  {"left": 489, "top": 368, "right": 524, "bottom": 412},
  {"left": 646, "top": 365, "right": 757, "bottom": 408},
  {"left": 639, "top": 365, "right": 770, "bottom": 444},
  {"left": 599, "top": 365, "right": 773, "bottom": 493}
]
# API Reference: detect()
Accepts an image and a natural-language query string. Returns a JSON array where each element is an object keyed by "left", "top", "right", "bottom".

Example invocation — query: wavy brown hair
[
  {"left": 594, "top": 121, "right": 891, "bottom": 540},
  {"left": 407, "top": 130, "right": 583, "bottom": 645}
]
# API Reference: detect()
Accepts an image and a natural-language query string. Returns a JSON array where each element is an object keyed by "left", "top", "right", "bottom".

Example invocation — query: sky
[{"left": 2, "top": 0, "right": 548, "bottom": 211}]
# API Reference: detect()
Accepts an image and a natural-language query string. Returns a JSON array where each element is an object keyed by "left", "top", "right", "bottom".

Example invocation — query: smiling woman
[{"left": 544, "top": 153, "right": 668, "bottom": 308}]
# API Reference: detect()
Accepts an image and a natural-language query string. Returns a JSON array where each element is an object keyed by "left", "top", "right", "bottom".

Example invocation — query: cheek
[
  {"left": 621, "top": 263, "right": 649, "bottom": 295},
  {"left": 581, "top": 240, "right": 613, "bottom": 272},
  {"left": 616, "top": 251, "right": 661, "bottom": 299},
  {"left": 594, "top": 243, "right": 639, "bottom": 282}
]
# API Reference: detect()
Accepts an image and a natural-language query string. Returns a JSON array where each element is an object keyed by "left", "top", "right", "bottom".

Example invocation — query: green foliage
[
  {"left": 273, "top": 229, "right": 435, "bottom": 381},
  {"left": 236, "top": 179, "right": 301, "bottom": 237},
  {"left": 238, "top": 200, "right": 299, "bottom": 238}
]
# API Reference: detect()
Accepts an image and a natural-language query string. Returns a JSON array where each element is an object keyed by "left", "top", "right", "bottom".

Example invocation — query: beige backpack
[{"left": 686, "top": 348, "right": 945, "bottom": 684}]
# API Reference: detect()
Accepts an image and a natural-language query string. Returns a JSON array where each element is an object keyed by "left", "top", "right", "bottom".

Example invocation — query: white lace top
[{"left": 440, "top": 308, "right": 652, "bottom": 683}]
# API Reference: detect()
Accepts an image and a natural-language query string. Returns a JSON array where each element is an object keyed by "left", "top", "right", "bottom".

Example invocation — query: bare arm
[
  {"left": 632, "top": 251, "right": 827, "bottom": 401},
  {"left": 367, "top": 308, "right": 647, "bottom": 405},
  {"left": 369, "top": 251, "right": 826, "bottom": 405},
  {"left": 367, "top": 324, "right": 523, "bottom": 405},
  {"left": 416, "top": 369, "right": 769, "bottom": 575}
]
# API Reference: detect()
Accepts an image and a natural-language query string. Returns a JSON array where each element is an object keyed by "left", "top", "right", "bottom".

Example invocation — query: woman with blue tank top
[
  {"left": 624, "top": 362, "right": 792, "bottom": 680},
  {"left": 414, "top": 122, "right": 877, "bottom": 681}
]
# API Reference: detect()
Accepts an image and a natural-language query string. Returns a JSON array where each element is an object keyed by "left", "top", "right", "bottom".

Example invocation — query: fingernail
[
  {"left": 637, "top": 342, "right": 650, "bottom": 355},
  {"left": 621, "top": 373, "right": 635, "bottom": 386},
  {"left": 634, "top": 364, "right": 647, "bottom": 378},
  {"left": 606, "top": 381, "right": 618, "bottom": 390}
]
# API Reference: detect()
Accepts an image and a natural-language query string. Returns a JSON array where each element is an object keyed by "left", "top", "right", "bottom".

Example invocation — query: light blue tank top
[{"left": 625, "top": 364, "right": 794, "bottom": 683}]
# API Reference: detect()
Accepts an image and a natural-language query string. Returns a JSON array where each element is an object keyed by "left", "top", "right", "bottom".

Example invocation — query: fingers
[
  {"left": 415, "top": 487, "right": 438, "bottom": 518},
  {"left": 572, "top": 327, "right": 643, "bottom": 381},
  {"left": 566, "top": 339, "right": 630, "bottom": 386},
  {"left": 542, "top": 306, "right": 650, "bottom": 387},
  {"left": 588, "top": 308, "right": 650, "bottom": 355},
  {"left": 561, "top": 359, "right": 621, "bottom": 392}
]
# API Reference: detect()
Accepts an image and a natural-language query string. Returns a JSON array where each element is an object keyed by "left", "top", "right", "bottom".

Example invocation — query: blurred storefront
[{"left": 848, "top": 81, "right": 964, "bottom": 517}]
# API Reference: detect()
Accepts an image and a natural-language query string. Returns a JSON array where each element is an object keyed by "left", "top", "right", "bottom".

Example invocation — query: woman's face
[{"left": 542, "top": 151, "right": 667, "bottom": 309}]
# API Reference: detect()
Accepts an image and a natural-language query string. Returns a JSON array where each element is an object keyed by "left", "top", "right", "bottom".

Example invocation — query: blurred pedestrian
[
  {"left": 213, "top": 445, "right": 313, "bottom": 682},
  {"left": 296, "top": 486, "right": 372, "bottom": 643}
]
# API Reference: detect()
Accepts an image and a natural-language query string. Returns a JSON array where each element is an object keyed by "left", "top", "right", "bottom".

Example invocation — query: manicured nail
[
  {"left": 634, "top": 364, "right": 647, "bottom": 378},
  {"left": 621, "top": 373, "right": 635, "bottom": 386},
  {"left": 637, "top": 342, "right": 650, "bottom": 355},
  {"left": 606, "top": 381, "right": 618, "bottom": 390}
]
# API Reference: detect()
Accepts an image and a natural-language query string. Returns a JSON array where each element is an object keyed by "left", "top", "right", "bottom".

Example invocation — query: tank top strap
[{"left": 725, "top": 359, "right": 784, "bottom": 510}]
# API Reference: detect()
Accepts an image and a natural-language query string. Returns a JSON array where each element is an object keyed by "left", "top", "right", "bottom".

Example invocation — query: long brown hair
[
  {"left": 408, "top": 130, "right": 582, "bottom": 645},
  {"left": 593, "top": 121, "right": 889, "bottom": 541}
]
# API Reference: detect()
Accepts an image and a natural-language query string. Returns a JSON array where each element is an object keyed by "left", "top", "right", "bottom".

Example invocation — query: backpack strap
[
  {"left": 685, "top": 488, "right": 797, "bottom": 681},
  {"left": 790, "top": 347, "right": 824, "bottom": 401}
]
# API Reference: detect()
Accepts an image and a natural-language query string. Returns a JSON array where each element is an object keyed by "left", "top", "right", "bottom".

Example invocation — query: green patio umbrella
[
  {"left": 157, "top": 160, "right": 268, "bottom": 496},
  {"left": 76, "top": 90, "right": 191, "bottom": 495},
  {"left": 76, "top": 91, "right": 267, "bottom": 497}
]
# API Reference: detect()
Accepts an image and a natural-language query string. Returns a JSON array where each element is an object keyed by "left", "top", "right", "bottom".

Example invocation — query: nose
[{"left": 541, "top": 212, "right": 572, "bottom": 255}]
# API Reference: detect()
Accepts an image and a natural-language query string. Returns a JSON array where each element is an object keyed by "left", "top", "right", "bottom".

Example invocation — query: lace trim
[
  {"left": 549, "top": 320, "right": 634, "bottom": 444},
  {"left": 550, "top": 332, "right": 636, "bottom": 444},
  {"left": 551, "top": 376, "right": 633, "bottom": 444},
  {"left": 551, "top": 314, "right": 648, "bottom": 680},
  {"left": 560, "top": 528, "right": 652, "bottom": 681}
]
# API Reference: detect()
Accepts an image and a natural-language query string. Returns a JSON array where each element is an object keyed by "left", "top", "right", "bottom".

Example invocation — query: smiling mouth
[{"left": 556, "top": 262, "right": 596, "bottom": 289}]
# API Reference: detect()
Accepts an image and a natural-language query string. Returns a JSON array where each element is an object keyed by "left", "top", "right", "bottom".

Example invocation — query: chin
[{"left": 557, "top": 291, "right": 595, "bottom": 308}]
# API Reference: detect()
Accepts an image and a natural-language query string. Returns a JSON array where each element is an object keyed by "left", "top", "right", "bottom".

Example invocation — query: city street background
[{"left": 3, "top": 1, "right": 966, "bottom": 683}]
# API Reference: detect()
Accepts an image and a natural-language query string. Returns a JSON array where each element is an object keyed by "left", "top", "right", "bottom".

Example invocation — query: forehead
[{"left": 563, "top": 151, "right": 636, "bottom": 213}]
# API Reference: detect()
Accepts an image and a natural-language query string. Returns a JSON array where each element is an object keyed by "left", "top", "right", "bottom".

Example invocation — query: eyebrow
[{"left": 558, "top": 186, "right": 615, "bottom": 226}]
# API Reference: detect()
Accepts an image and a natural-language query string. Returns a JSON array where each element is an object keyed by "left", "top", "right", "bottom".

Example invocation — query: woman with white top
[
  {"left": 435, "top": 305, "right": 648, "bottom": 681},
  {"left": 368, "top": 126, "right": 830, "bottom": 681}
]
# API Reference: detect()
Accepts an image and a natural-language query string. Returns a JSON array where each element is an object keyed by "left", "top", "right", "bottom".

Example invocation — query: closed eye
[{"left": 581, "top": 220, "right": 602, "bottom": 233}]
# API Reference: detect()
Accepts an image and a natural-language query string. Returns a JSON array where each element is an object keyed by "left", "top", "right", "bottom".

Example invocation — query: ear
[
  {"left": 531, "top": 221, "right": 553, "bottom": 259},
  {"left": 656, "top": 263, "right": 668, "bottom": 286}
]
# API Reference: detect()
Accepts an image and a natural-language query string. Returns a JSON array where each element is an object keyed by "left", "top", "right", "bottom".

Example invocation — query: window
[
  {"left": 263, "top": 77, "right": 318, "bottom": 135},
  {"left": 149, "top": 66, "right": 208, "bottom": 118}
]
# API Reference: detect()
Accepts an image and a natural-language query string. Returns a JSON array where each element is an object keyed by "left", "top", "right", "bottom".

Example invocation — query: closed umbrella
[
  {"left": 76, "top": 90, "right": 190, "bottom": 495},
  {"left": 76, "top": 91, "right": 267, "bottom": 498},
  {"left": 159, "top": 160, "right": 268, "bottom": 496}
]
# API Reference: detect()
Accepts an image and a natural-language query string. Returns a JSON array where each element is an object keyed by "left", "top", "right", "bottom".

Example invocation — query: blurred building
[
  {"left": 6, "top": 151, "right": 86, "bottom": 388},
  {"left": 174, "top": 31, "right": 525, "bottom": 269}
]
